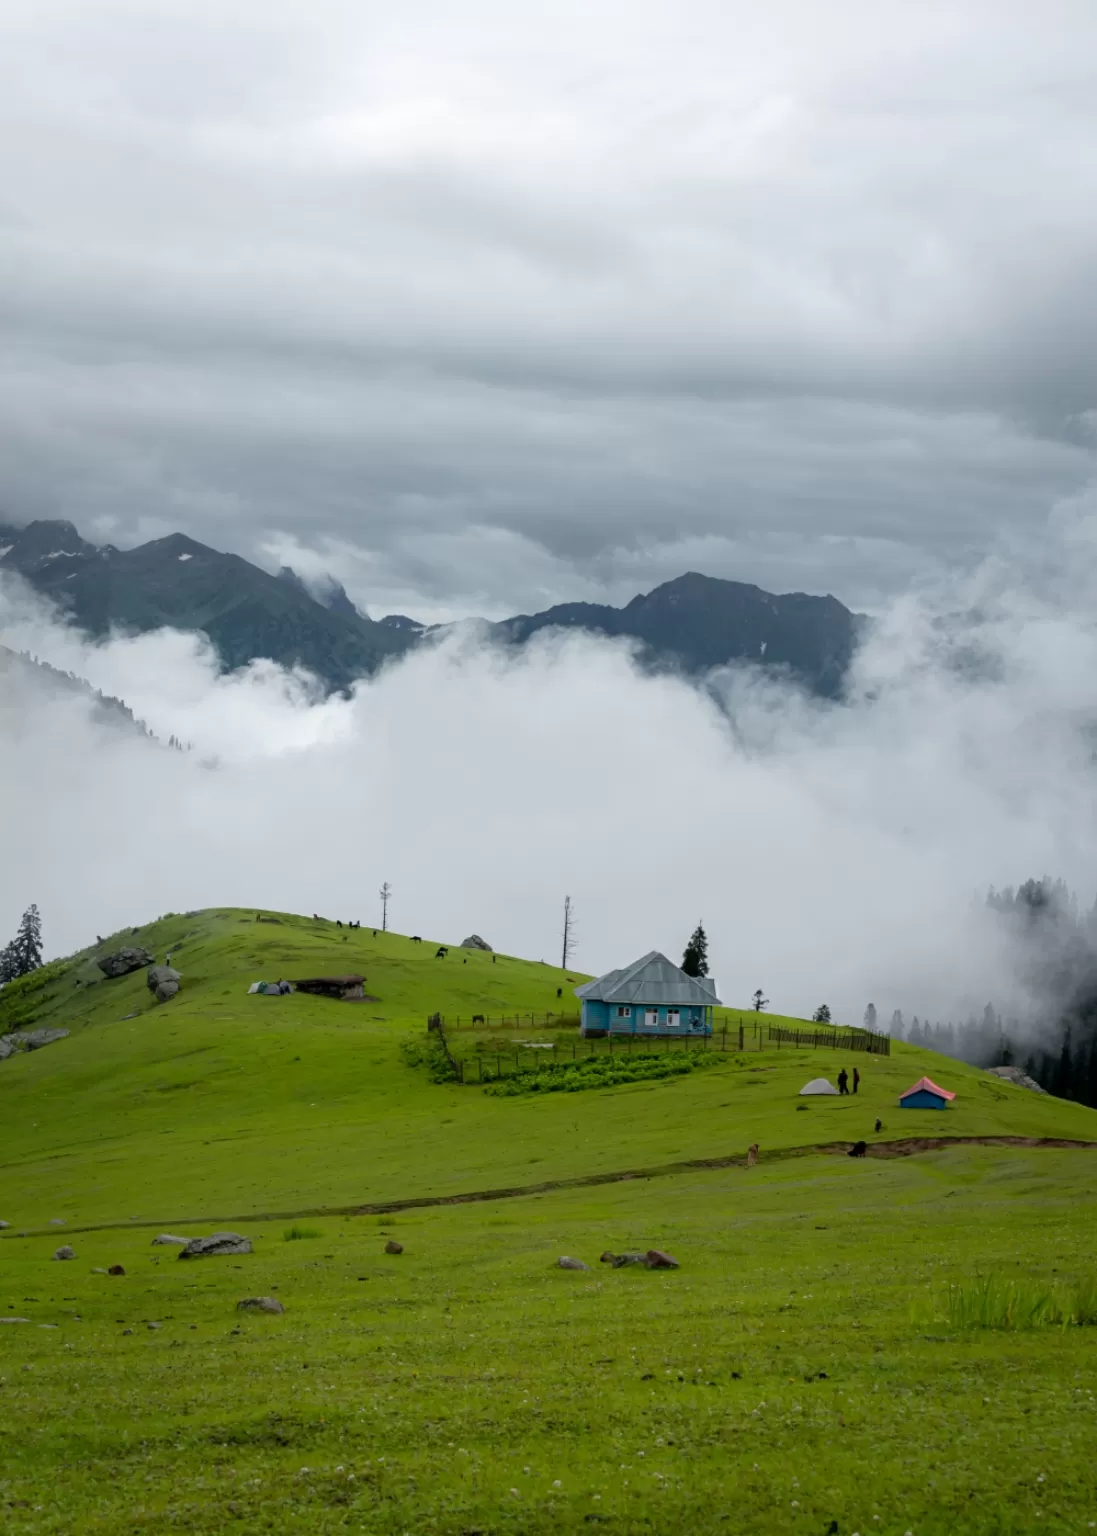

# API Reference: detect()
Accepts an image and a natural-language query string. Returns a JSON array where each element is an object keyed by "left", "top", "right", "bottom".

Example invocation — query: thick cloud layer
[
  {"left": 5, "top": 493, "right": 1097, "bottom": 1026},
  {"left": 1, "top": 1, "right": 1096, "bottom": 615}
]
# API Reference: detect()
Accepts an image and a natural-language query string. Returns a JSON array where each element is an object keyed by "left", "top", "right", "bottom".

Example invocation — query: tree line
[{"left": 0, "top": 904, "right": 43, "bottom": 984}]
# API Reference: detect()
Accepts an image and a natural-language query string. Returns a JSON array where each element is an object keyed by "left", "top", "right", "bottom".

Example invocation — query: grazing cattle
[
  {"left": 410, "top": 935, "right": 422, "bottom": 943},
  {"left": 337, "top": 919, "right": 343, "bottom": 928},
  {"left": 874, "top": 1118, "right": 883, "bottom": 1133},
  {"left": 435, "top": 946, "right": 448, "bottom": 959},
  {"left": 848, "top": 1140, "right": 868, "bottom": 1158},
  {"left": 746, "top": 1144, "right": 759, "bottom": 1168},
  {"left": 472, "top": 1014, "right": 485, "bottom": 1024}
]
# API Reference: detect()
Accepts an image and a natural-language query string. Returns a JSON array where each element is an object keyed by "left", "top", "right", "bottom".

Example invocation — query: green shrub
[
  {"left": 483, "top": 1049, "right": 726, "bottom": 1097},
  {"left": 282, "top": 1225, "right": 321, "bottom": 1241},
  {"left": 400, "top": 1036, "right": 458, "bottom": 1084},
  {"left": 946, "top": 1275, "right": 1063, "bottom": 1330}
]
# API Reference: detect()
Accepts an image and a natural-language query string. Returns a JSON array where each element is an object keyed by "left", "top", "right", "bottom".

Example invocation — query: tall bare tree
[
  {"left": 379, "top": 882, "right": 392, "bottom": 932},
  {"left": 561, "top": 895, "right": 575, "bottom": 970}
]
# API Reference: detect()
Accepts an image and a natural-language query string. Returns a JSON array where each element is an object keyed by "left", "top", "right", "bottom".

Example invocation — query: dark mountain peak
[
  {"left": 380, "top": 614, "right": 426, "bottom": 633},
  {"left": 0, "top": 519, "right": 98, "bottom": 573},
  {"left": 126, "top": 532, "right": 217, "bottom": 566},
  {"left": 277, "top": 564, "right": 363, "bottom": 621},
  {"left": 277, "top": 564, "right": 309, "bottom": 596}
]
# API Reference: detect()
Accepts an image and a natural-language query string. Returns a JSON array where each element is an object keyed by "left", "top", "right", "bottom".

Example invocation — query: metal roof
[{"left": 575, "top": 950, "right": 722, "bottom": 1007}]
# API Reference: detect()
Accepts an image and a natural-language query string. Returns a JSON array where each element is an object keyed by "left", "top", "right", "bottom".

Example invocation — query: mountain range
[{"left": 0, "top": 518, "right": 864, "bottom": 697}]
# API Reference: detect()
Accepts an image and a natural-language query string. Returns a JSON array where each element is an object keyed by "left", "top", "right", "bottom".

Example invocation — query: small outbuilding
[
  {"left": 899, "top": 1075, "right": 956, "bottom": 1110},
  {"left": 799, "top": 1077, "right": 840, "bottom": 1096},
  {"left": 575, "top": 951, "right": 721, "bottom": 1037},
  {"left": 291, "top": 974, "right": 367, "bottom": 1001}
]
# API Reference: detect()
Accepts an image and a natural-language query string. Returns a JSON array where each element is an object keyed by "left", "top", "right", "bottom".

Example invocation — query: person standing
[
  {"left": 853, "top": 1067, "right": 861, "bottom": 1094},
  {"left": 837, "top": 1068, "right": 849, "bottom": 1095}
]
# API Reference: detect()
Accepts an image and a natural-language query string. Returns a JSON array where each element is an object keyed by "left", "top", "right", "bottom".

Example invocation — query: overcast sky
[{"left": 1, "top": 0, "right": 1096, "bottom": 620}]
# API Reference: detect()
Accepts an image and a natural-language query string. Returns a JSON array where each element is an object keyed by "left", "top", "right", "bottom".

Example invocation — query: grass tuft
[{"left": 282, "top": 1225, "right": 322, "bottom": 1241}]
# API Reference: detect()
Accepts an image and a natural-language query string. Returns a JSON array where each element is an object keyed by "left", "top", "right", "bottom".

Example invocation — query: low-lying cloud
[{"left": 4, "top": 495, "right": 1097, "bottom": 1027}]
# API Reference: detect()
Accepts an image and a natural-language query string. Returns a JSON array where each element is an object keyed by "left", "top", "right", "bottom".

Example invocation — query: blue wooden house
[{"left": 575, "top": 951, "right": 721, "bottom": 1038}]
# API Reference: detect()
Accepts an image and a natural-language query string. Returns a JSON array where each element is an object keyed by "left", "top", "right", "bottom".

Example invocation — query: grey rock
[
  {"left": 178, "top": 1232, "right": 253, "bottom": 1259},
  {"left": 384, "top": 1239, "right": 404, "bottom": 1255},
  {"left": 556, "top": 1256, "right": 591, "bottom": 1271},
  {"left": 0, "top": 1219, "right": 10, "bottom": 1229},
  {"left": 0, "top": 1317, "right": 30, "bottom": 1323},
  {"left": 148, "top": 966, "right": 181, "bottom": 1003},
  {"left": 0, "top": 1038, "right": 14, "bottom": 1061},
  {"left": 645, "top": 1249, "right": 680, "bottom": 1270},
  {"left": 49, "top": 1218, "right": 65, "bottom": 1225},
  {"left": 986, "top": 1066, "right": 1047, "bottom": 1094},
  {"left": 460, "top": 934, "right": 493, "bottom": 951},
  {"left": 599, "top": 1251, "right": 617, "bottom": 1264},
  {"left": 98, "top": 947, "right": 154, "bottom": 979},
  {"left": 92, "top": 1267, "right": 108, "bottom": 1274},
  {"left": 23, "top": 1029, "right": 69, "bottom": 1050},
  {"left": 154, "top": 980, "right": 180, "bottom": 1003},
  {"left": 236, "top": 1296, "right": 285, "bottom": 1314},
  {"left": 52, "top": 1245, "right": 75, "bottom": 1261},
  {"left": 611, "top": 1252, "right": 648, "bottom": 1268},
  {"left": 152, "top": 1233, "right": 189, "bottom": 1246},
  {"left": 147, "top": 1321, "right": 162, "bottom": 1330}
]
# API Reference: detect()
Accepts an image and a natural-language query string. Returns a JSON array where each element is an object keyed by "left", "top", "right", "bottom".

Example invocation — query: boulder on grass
[
  {"left": 645, "top": 1250, "right": 680, "bottom": 1270},
  {"left": 460, "top": 934, "right": 493, "bottom": 951},
  {"left": 237, "top": 1297, "right": 284, "bottom": 1314},
  {"left": 108, "top": 1264, "right": 126, "bottom": 1276},
  {"left": 178, "top": 1232, "right": 253, "bottom": 1260},
  {"left": 52, "top": 1245, "right": 75, "bottom": 1261},
  {"left": 611, "top": 1252, "right": 648, "bottom": 1268},
  {"left": 147, "top": 966, "right": 181, "bottom": 1003},
  {"left": 599, "top": 1251, "right": 617, "bottom": 1264},
  {"left": 0, "top": 1038, "right": 16, "bottom": 1061},
  {"left": 98, "top": 947, "right": 154, "bottom": 979},
  {"left": 384, "top": 1239, "right": 404, "bottom": 1255},
  {"left": 22, "top": 1029, "right": 70, "bottom": 1050},
  {"left": 152, "top": 1233, "right": 188, "bottom": 1246},
  {"left": 556, "top": 1256, "right": 590, "bottom": 1271}
]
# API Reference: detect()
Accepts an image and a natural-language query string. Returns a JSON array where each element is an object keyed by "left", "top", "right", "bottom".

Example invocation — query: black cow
[
  {"left": 411, "top": 935, "right": 422, "bottom": 943},
  {"left": 874, "top": 1118, "right": 883, "bottom": 1133},
  {"left": 472, "top": 1014, "right": 485, "bottom": 1024},
  {"left": 848, "top": 1140, "right": 868, "bottom": 1158},
  {"left": 435, "top": 946, "right": 448, "bottom": 959}
]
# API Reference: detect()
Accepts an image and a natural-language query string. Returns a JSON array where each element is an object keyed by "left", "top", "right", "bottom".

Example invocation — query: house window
[
  {"left": 616, "top": 1006, "right": 631, "bottom": 1018},
  {"left": 645, "top": 1007, "right": 659, "bottom": 1027},
  {"left": 666, "top": 1009, "right": 681, "bottom": 1027}
]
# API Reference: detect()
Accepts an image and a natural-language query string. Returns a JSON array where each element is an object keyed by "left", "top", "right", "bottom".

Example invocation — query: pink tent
[{"left": 899, "top": 1076, "right": 956, "bottom": 1103}]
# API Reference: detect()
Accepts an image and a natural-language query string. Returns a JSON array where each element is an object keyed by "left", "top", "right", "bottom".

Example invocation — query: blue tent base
[{"left": 899, "top": 1091, "right": 949, "bottom": 1109}]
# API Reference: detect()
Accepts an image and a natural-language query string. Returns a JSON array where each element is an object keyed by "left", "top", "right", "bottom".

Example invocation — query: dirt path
[{"left": 4, "top": 1134, "right": 1095, "bottom": 1240}]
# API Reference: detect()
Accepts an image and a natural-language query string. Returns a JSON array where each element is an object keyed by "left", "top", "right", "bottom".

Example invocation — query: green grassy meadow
[{"left": 2, "top": 908, "right": 1097, "bottom": 1534}]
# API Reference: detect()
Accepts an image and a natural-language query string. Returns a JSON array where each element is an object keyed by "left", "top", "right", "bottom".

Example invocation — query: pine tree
[
  {"left": 751, "top": 989, "right": 768, "bottom": 1012},
  {"left": 863, "top": 1003, "right": 877, "bottom": 1031},
  {"left": 681, "top": 923, "right": 709, "bottom": 978},
  {"left": 812, "top": 1004, "right": 831, "bottom": 1023},
  {"left": 13, "top": 904, "right": 43, "bottom": 977},
  {"left": 890, "top": 1009, "right": 904, "bottom": 1040},
  {"left": 0, "top": 942, "right": 17, "bottom": 985}
]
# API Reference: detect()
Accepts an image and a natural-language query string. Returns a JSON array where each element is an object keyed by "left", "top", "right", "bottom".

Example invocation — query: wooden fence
[{"left": 428, "top": 1014, "right": 890, "bottom": 1084}]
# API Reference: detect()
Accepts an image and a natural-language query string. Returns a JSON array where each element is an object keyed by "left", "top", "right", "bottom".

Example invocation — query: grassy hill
[
  {"left": 1, "top": 907, "right": 1092, "bottom": 1232},
  {"left": 3, "top": 908, "right": 1097, "bottom": 1534}
]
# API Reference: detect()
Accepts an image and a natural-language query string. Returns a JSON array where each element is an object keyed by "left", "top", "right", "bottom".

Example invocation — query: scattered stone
[
  {"left": 599, "top": 1251, "right": 617, "bottom": 1264},
  {"left": 556, "top": 1256, "right": 591, "bottom": 1271},
  {"left": 0, "top": 1220, "right": 10, "bottom": 1229},
  {"left": 0, "top": 1039, "right": 14, "bottom": 1061},
  {"left": 0, "top": 1317, "right": 30, "bottom": 1324},
  {"left": 645, "top": 1250, "right": 680, "bottom": 1270},
  {"left": 178, "top": 1232, "right": 253, "bottom": 1260},
  {"left": 108, "top": 1264, "right": 126, "bottom": 1276},
  {"left": 49, "top": 1218, "right": 65, "bottom": 1226},
  {"left": 52, "top": 1246, "right": 75, "bottom": 1261},
  {"left": 92, "top": 1267, "right": 108, "bottom": 1274},
  {"left": 147, "top": 1321, "right": 162, "bottom": 1330},
  {"left": 152, "top": 1234, "right": 188, "bottom": 1246},
  {"left": 236, "top": 1297, "right": 285, "bottom": 1314},
  {"left": 97, "top": 947, "right": 155, "bottom": 979},
  {"left": 460, "top": 934, "right": 493, "bottom": 951},
  {"left": 611, "top": 1252, "right": 648, "bottom": 1268},
  {"left": 122, "top": 1328, "right": 133, "bottom": 1335},
  {"left": 384, "top": 1240, "right": 404, "bottom": 1255}
]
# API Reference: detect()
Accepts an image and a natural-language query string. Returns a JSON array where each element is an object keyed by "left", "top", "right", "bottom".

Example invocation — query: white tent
[{"left": 800, "top": 1077, "right": 840, "bottom": 1096}]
